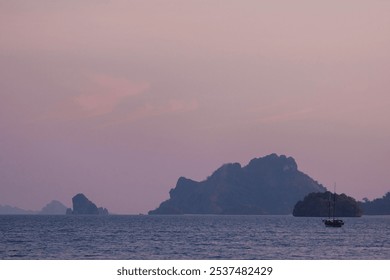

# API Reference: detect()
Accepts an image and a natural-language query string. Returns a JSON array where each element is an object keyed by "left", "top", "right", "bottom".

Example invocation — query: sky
[{"left": 1, "top": 0, "right": 389, "bottom": 214}]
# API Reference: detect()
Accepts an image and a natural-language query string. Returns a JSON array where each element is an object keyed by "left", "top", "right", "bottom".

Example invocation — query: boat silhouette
[{"left": 322, "top": 187, "right": 344, "bottom": 227}]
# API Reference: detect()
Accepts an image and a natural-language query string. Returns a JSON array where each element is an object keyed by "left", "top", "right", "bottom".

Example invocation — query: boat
[
  {"left": 322, "top": 189, "right": 344, "bottom": 227},
  {"left": 323, "top": 218, "right": 344, "bottom": 227}
]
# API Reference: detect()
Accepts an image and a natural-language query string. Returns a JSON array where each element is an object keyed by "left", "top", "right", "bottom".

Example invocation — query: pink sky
[{"left": 1, "top": 0, "right": 389, "bottom": 214}]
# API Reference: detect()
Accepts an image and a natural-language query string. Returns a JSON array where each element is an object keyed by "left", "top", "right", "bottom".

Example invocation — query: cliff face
[
  {"left": 66, "top": 193, "right": 109, "bottom": 215},
  {"left": 149, "top": 154, "right": 326, "bottom": 215},
  {"left": 293, "top": 191, "right": 362, "bottom": 217}
]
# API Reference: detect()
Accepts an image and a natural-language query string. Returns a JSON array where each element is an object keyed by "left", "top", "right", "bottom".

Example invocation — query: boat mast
[{"left": 333, "top": 183, "right": 336, "bottom": 221}]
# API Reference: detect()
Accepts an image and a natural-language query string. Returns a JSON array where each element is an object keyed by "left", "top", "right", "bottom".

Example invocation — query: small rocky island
[
  {"left": 66, "top": 193, "right": 109, "bottom": 215},
  {"left": 293, "top": 191, "right": 362, "bottom": 217}
]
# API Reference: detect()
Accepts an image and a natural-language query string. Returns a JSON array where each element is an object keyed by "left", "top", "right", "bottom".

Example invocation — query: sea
[{"left": 0, "top": 215, "right": 389, "bottom": 260}]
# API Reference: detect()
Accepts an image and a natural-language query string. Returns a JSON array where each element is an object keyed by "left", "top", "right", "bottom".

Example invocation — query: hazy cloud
[
  {"left": 104, "top": 98, "right": 199, "bottom": 126},
  {"left": 74, "top": 74, "right": 150, "bottom": 117},
  {"left": 257, "top": 108, "right": 315, "bottom": 124}
]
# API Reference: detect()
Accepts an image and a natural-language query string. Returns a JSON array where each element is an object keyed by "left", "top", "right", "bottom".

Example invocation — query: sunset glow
[{"left": 1, "top": 0, "right": 389, "bottom": 214}]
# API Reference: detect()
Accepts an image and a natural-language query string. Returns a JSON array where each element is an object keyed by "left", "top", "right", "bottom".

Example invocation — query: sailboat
[{"left": 322, "top": 189, "right": 344, "bottom": 228}]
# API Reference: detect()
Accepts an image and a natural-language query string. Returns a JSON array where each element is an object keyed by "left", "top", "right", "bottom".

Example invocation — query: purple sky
[{"left": 1, "top": 0, "right": 389, "bottom": 214}]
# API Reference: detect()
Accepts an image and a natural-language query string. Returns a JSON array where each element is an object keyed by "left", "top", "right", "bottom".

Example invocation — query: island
[
  {"left": 292, "top": 191, "right": 362, "bottom": 217},
  {"left": 360, "top": 192, "right": 390, "bottom": 215},
  {"left": 66, "top": 193, "right": 109, "bottom": 215},
  {"left": 0, "top": 200, "right": 68, "bottom": 215},
  {"left": 149, "top": 154, "right": 326, "bottom": 215},
  {"left": 40, "top": 200, "right": 68, "bottom": 215}
]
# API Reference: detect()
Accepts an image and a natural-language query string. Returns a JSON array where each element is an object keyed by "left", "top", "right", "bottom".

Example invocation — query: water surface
[{"left": 0, "top": 215, "right": 389, "bottom": 259}]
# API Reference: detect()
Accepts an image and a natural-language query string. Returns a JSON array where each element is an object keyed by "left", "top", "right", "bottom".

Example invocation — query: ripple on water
[{"left": 1, "top": 215, "right": 390, "bottom": 259}]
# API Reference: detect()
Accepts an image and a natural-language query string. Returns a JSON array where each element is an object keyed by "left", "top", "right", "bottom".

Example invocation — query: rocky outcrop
[
  {"left": 149, "top": 154, "right": 327, "bottom": 215},
  {"left": 293, "top": 191, "right": 362, "bottom": 217},
  {"left": 66, "top": 193, "right": 109, "bottom": 215}
]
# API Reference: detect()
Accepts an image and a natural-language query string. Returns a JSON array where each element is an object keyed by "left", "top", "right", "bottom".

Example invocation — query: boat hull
[{"left": 323, "top": 219, "right": 344, "bottom": 227}]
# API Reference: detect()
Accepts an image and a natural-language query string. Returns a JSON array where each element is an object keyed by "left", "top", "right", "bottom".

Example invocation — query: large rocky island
[
  {"left": 149, "top": 154, "right": 327, "bottom": 215},
  {"left": 66, "top": 193, "right": 109, "bottom": 215}
]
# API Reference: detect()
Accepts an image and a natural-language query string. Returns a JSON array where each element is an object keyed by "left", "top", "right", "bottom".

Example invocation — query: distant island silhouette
[
  {"left": 0, "top": 194, "right": 109, "bottom": 215},
  {"left": 40, "top": 200, "right": 68, "bottom": 215},
  {"left": 149, "top": 154, "right": 327, "bottom": 215},
  {"left": 0, "top": 200, "right": 68, "bottom": 215},
  {"left": 66, "top": 193, "right": 109, "bottom": 215},
  {"left": 0, "top": 205, "right": 37, "bottom": 215},
  {"left": 1, "top": 154, "right": 389, "bottom": 215}
]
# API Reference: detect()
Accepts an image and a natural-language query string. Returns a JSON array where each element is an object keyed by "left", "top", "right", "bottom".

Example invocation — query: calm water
[{"left": 0, "top": 215, "right": 389, "bottom": 259}]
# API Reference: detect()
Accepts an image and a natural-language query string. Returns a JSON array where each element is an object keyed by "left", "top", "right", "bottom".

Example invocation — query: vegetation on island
[
  {"left": 293, "top": 191, "right": 362, "bottom": 217},
  {"left": 360, "top": 192, "right": 390, "bottom": 215}
]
